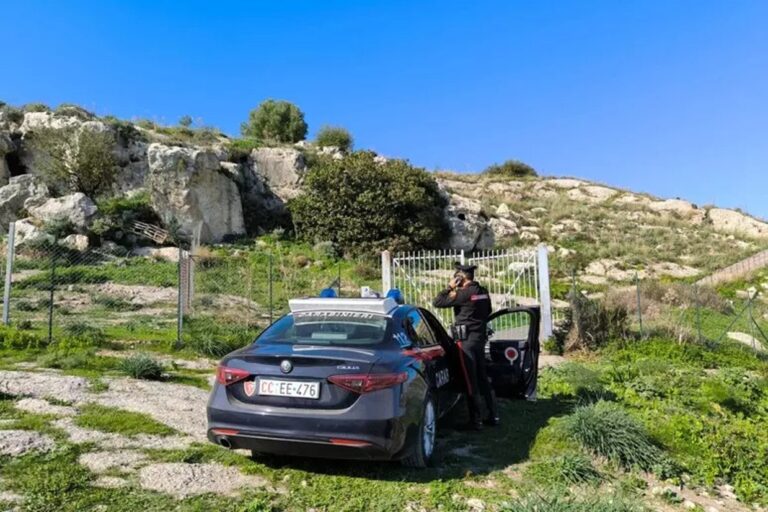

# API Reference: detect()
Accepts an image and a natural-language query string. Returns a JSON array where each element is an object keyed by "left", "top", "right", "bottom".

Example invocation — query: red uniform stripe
[{"left": 456, "top": 341, "right": 473, "bottom": 396}]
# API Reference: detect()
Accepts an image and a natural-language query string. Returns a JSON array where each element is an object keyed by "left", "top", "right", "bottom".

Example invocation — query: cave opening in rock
[
  {"left": 457, "top": 213, "right": 466, "bottom": 221},
  {"left": 5, "top": 151, "right": 26, "bottom": 177}
]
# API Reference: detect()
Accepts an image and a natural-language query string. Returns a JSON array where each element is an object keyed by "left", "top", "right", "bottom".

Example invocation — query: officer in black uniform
[{"left": 433, "top": 263, "right": 499, "bottom": 430}]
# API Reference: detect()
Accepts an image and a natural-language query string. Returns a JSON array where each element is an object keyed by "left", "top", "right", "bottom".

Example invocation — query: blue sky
[{"left": 3, "top": 1, "right": 767, "bottom": 218}]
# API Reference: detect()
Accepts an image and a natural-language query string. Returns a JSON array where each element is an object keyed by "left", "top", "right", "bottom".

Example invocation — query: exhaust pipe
[{"left": 219, "top": 437, "right": 232, "bottom": 449}]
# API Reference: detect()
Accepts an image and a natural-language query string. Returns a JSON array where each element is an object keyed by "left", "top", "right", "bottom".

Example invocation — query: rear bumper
[
  {"left": 206, "top": 386, "right": 414, "bottom": 460},
  {"left": 207, "top": 429, "right": 394, "bottom": 459}
]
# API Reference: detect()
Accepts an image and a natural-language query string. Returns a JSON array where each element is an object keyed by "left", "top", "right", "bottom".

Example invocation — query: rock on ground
[
  {"left": 137, "top": 463, "right": 270, "bottom": 498},
  {"left": 0, "top": 175, "right": 49, "bottom": 226},
  {"left": 0, "top": 430, "right": 55, "bottom": 456},
  {"left": 29, "top": 192, "right": 98, "bottom": 229}
]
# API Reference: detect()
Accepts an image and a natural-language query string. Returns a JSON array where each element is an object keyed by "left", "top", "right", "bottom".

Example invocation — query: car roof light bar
[{"left": 288, "top": 297, "right": 399, "bottom": 315}]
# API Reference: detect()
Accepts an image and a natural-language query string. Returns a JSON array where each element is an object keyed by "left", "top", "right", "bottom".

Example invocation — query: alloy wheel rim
[{"left": 423, "top": 401, "right": 436, "bottom": 457}]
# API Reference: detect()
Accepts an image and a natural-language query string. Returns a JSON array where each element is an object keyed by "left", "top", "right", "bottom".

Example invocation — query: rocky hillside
[
  {"left": 439, "top": 173, "right": 768, "bottom": 284},
  {"left": 0, "top": 104, "right": 766, "bottom": 285}
]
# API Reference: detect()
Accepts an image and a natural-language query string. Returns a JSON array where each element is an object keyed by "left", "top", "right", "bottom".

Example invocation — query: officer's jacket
[{"left": 432, "top": 281, "right": 492, "bottom": 331}]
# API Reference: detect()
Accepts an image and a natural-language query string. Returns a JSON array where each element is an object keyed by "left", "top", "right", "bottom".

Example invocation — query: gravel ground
[
  {"left": 0, "top": 371, "right": 210, "bottom": 439},
  {"left": 52, "top": 417, "right": 194, "bottom": 450},
  {"left": 0, "top": 430, "right": 55, "bottom": 457},
  {"left": 137, "top": 463, "right": 271, "bottom": 498},
  {"left": 15, "top": 397, "right": 76, "bottom": 417},
  {"left": 78, "top": 450, "right": 148, "bottom": 474}
]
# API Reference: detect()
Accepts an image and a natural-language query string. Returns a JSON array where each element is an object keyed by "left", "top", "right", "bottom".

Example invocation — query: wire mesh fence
[{"left": 559, "top": 271, "right": 768, "bottom": 353}]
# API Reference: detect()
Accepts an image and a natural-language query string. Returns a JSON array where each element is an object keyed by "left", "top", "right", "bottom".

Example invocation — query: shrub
[
  {"left": 183, "top": 317, "right": 254, "bottom": 357},
  {"left": 91, "top": 192, "right": 162, "bottom": 243},
  {"left": 42, "top": 217, "right": 77, "bottom": 239},
  {"left": 0, "top": 327, "right": 48, "bottom": 350},
  {"left": 55, "top": 103, "right": 96, "bottom": 120},
  {"left": 23, "top": 103, "right": 51, "bottom": 113},
  {"left": 26, "top": 126, "right": 118, "bottom": 197},
  {"left": 240, "top": 99, "right": 307, "bottom": 143},
  {"left": 0, "top": 104, "right": 24, "bottom": 124},
  {"left": 315, "top": 125, "right": 353, "bottom": 152},
  {"left": 178, "top": 115, "right": 193, "bottom": 128},
  {"left": 483, "top": 159, "right": 537, "bottom": 178},
  {"left": 119, "top": 353, "right": 164, "bottom": 380},
  {"left": 562, "top": 401, "right": 668, "bottom": 472},
  {"left": 290, "top": 151, "right": 449, "bottom": 254},
  {"left": 313, "top": 240, "right": 338, "bottom": 259},
  {"left": 526, "top": 453, "right": 603, "bottom": 486},
  {"left": 61, "top": 322, "right": 108, "bottom": 347},
  {"left": 560, "top": 290, "right": 629, "bottom": 352}
]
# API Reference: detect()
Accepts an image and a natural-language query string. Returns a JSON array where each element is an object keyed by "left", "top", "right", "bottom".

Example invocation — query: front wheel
[{"left": 401, "top": 395, "right": 436, "bottom": 468}]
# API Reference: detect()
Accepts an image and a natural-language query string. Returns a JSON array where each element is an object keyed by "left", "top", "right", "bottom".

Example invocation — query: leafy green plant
[
  {"left": 183, "top": 317, "right": 254, "bottom": 357},
  {"left": 563, "top": 401, "right": 668, "bottom": 472},
  {"left": 119, "top": 353, "right": 164, "bottom": 380},
  {"left": 290, "top": 151, "right": 449, "bottom": 254},
  {"left": 23, "top": 102, "right": 51, "bottom": 113},
  {"left": 61, "top": 322, "right": 108, "bottom": 347},
  {"left": 241, "top": 99, "right": 307, "bottom": 143},
  {"left": 26, "top": 125, "right": 118, "bottom": 197},
  {"left": 315, "top": 125, "right": 353, "bottom": 152}
]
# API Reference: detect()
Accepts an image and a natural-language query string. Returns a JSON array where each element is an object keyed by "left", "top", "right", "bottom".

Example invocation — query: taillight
[
  {"left": 328, "top": 372, "right": 408, "bottom": 394},
  {"left": 216, "top": 366, "right": 250, "bottom": 386}
]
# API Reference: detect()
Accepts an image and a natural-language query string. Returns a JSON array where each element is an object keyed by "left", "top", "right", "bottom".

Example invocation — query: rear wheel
[{"left": 401, "top": 395, "right": 436, "bottom": 468}]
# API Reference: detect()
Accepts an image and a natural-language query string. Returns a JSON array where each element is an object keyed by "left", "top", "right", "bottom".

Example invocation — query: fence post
[
  {"left": 694, "top": 284, "right": 702, "bottom": 343},
  {"left": 381, "top": 250, "right": 392, "bottom": 294},
  {"left": 459, "top": 249, "right": 465, "bottom": 266},
  {"left": 536, "top": 245, "right": 553, "bottom": 340},
  {"left": 635, "top": 272, "right": 643, "bottom": 339},
  {"left": 47, "top": 241, "right": 57, "bottom": 345},
  {"left": 3, "top": 222, "right": 15, "bottom": 326},
  {"left": 268, "top": 254, "right": 273, "bottom": 324},
  {"left": 176, "top": 245, "right": 183, "bottom": 348}
]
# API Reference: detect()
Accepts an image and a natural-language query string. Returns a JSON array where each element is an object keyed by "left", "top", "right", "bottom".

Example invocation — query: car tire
[{"left": 401, "top": 394, "right": 437, "bottom": 468}]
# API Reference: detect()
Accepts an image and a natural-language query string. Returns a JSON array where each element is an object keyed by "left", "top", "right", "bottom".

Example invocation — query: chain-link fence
[
  {"left": 558, "top": 270, "right": 768, "bottom": 353},
  {"left": 0, "top": 223, "right": 381, "bottom": 357}
]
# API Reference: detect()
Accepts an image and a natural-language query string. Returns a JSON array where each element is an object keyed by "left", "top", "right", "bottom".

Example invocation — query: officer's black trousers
[{"left": 458, "top": 335, "right": 498, "bottom": 423}]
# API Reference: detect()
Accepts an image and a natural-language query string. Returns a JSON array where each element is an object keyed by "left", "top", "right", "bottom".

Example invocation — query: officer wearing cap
[{"left": 433, "top": 263, "right": 499, "bottom": 430}]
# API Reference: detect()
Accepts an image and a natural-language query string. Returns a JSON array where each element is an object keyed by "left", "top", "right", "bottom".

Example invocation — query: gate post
[
  {"left": 381, "top": 250, "right": 392, "bottom": 294},
  {"left": 537, "top": 245, "right": 553, "bottom": 339}
]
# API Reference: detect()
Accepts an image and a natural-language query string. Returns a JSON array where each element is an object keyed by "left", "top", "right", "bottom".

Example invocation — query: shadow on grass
[{"left": 253, "top": 396, "right": 572, "bottom": 483}]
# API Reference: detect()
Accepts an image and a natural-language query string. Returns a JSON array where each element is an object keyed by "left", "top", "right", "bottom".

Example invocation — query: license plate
[{"left": 258, "top": 379, "right": 320, "bottom": 399}]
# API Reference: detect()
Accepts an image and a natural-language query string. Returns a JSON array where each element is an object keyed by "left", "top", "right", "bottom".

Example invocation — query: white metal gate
[{"left": 381, "top": 245, "right": 552, "bottom": 338}]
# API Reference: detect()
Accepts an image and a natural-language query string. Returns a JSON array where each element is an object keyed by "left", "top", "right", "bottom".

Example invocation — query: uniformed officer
[{"left": 433, "top": 263, "right": 499, "bottom": 430}]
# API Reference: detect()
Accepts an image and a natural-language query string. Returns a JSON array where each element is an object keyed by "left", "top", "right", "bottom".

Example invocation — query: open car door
[{"left": 485, "top": 306, "right": 541, "bottom": 400}]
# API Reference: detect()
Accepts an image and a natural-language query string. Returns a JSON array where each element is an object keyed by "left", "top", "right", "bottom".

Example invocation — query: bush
[
  {"left": 183, "top": 317, "right": 254, "bottom": 357},
  {"left": 119, "top": 353, "right": 164, "bottom": 380},
  {"left": 42, "top": 217, "right": 77, "bottom": 239},
  {"left": 26, "top": 126, "right": 118, "bottom": 197},
  {"left": 563, "top": 401, "right": 669, "bottom": 472},
  {"left": 483, "top": 159, "right": 537, "bottom": 178},
  {"left": 560, "top": 290, "right": 629, "bottom": 352},
  {"left": 0, "top": 327, "right": 48, "bottom": 350},
  {"left": 315, "top": 125, "right": 353, "bottom": 152},
  {"left": 178, "top": 115, "right": 193, "bottom": 128},
  {"left": 526, "top": 453, "right": 603, "bottom": 486},
  {"left": 55, "top": 103, "right": 96, "bottom": 120},
  {"left": 23, "top": 103, "right": 51, "bottom": 113},
  {"left": 61, "top": 322, "right": 108, "bottom": 347},
  {"left": 241, "top": 99, "right": 307, "bottom": 143},
  {"left": 0, "top": 104, "right": 24, "bottom": 124},
  {"left": 290, "top": 151, "right": 449, "bottom": 254},
  {"left": 91, "top": 192, "right": 162, "bottom": 243}
]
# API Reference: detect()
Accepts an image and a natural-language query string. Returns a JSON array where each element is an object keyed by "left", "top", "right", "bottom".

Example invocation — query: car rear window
[{"left": 257, "top": 312, "right": 390, "bottom": 346}]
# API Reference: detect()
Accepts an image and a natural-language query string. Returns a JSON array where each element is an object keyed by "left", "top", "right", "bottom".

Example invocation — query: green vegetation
[
  {"left": 290, "top": 151, "right": 449, "bottom": 254},
  {"left": 74, "top": 403, "right": 177, "bottom": 436},
  {"left": 26, "top": 125, "right": 118, "bottom": 197},
  {"left": 315, "top": 125, "right": 353, "bottom": 152},
  {"left": 483, "top": 159, "right": 537, "bottom": 178},
  {"left": 526, "top": 453, "right": 603, "bottom": 485},
  {"left": 178, "top": 115, "right": 193, "bottom": 128},
  {"left": 241, "top": 99, "right": 308, "bottom": 143},
  {"left": 119, "top": 353, "right": 164, "bottom": 380}
]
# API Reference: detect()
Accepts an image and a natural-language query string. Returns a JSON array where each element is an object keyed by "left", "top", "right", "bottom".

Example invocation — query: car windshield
[{"left": 257, "top": 312, "right": 390, "bottom": 346}]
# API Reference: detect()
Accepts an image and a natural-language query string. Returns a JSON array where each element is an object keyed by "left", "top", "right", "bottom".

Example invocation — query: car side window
[
  {"left": 405, "top": 310, "right": 437, "bottom": 347},
  {"left": 419, "top": 309, "right": 451, "bottom": 345}
]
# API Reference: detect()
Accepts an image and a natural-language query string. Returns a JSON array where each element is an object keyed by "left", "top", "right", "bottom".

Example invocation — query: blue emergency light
[
  {"left": 319, "top": 287, "right": 338, "bottom": 298},
  {"left": 386, "top": 288, "right": 404, "bottom": 305}
]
